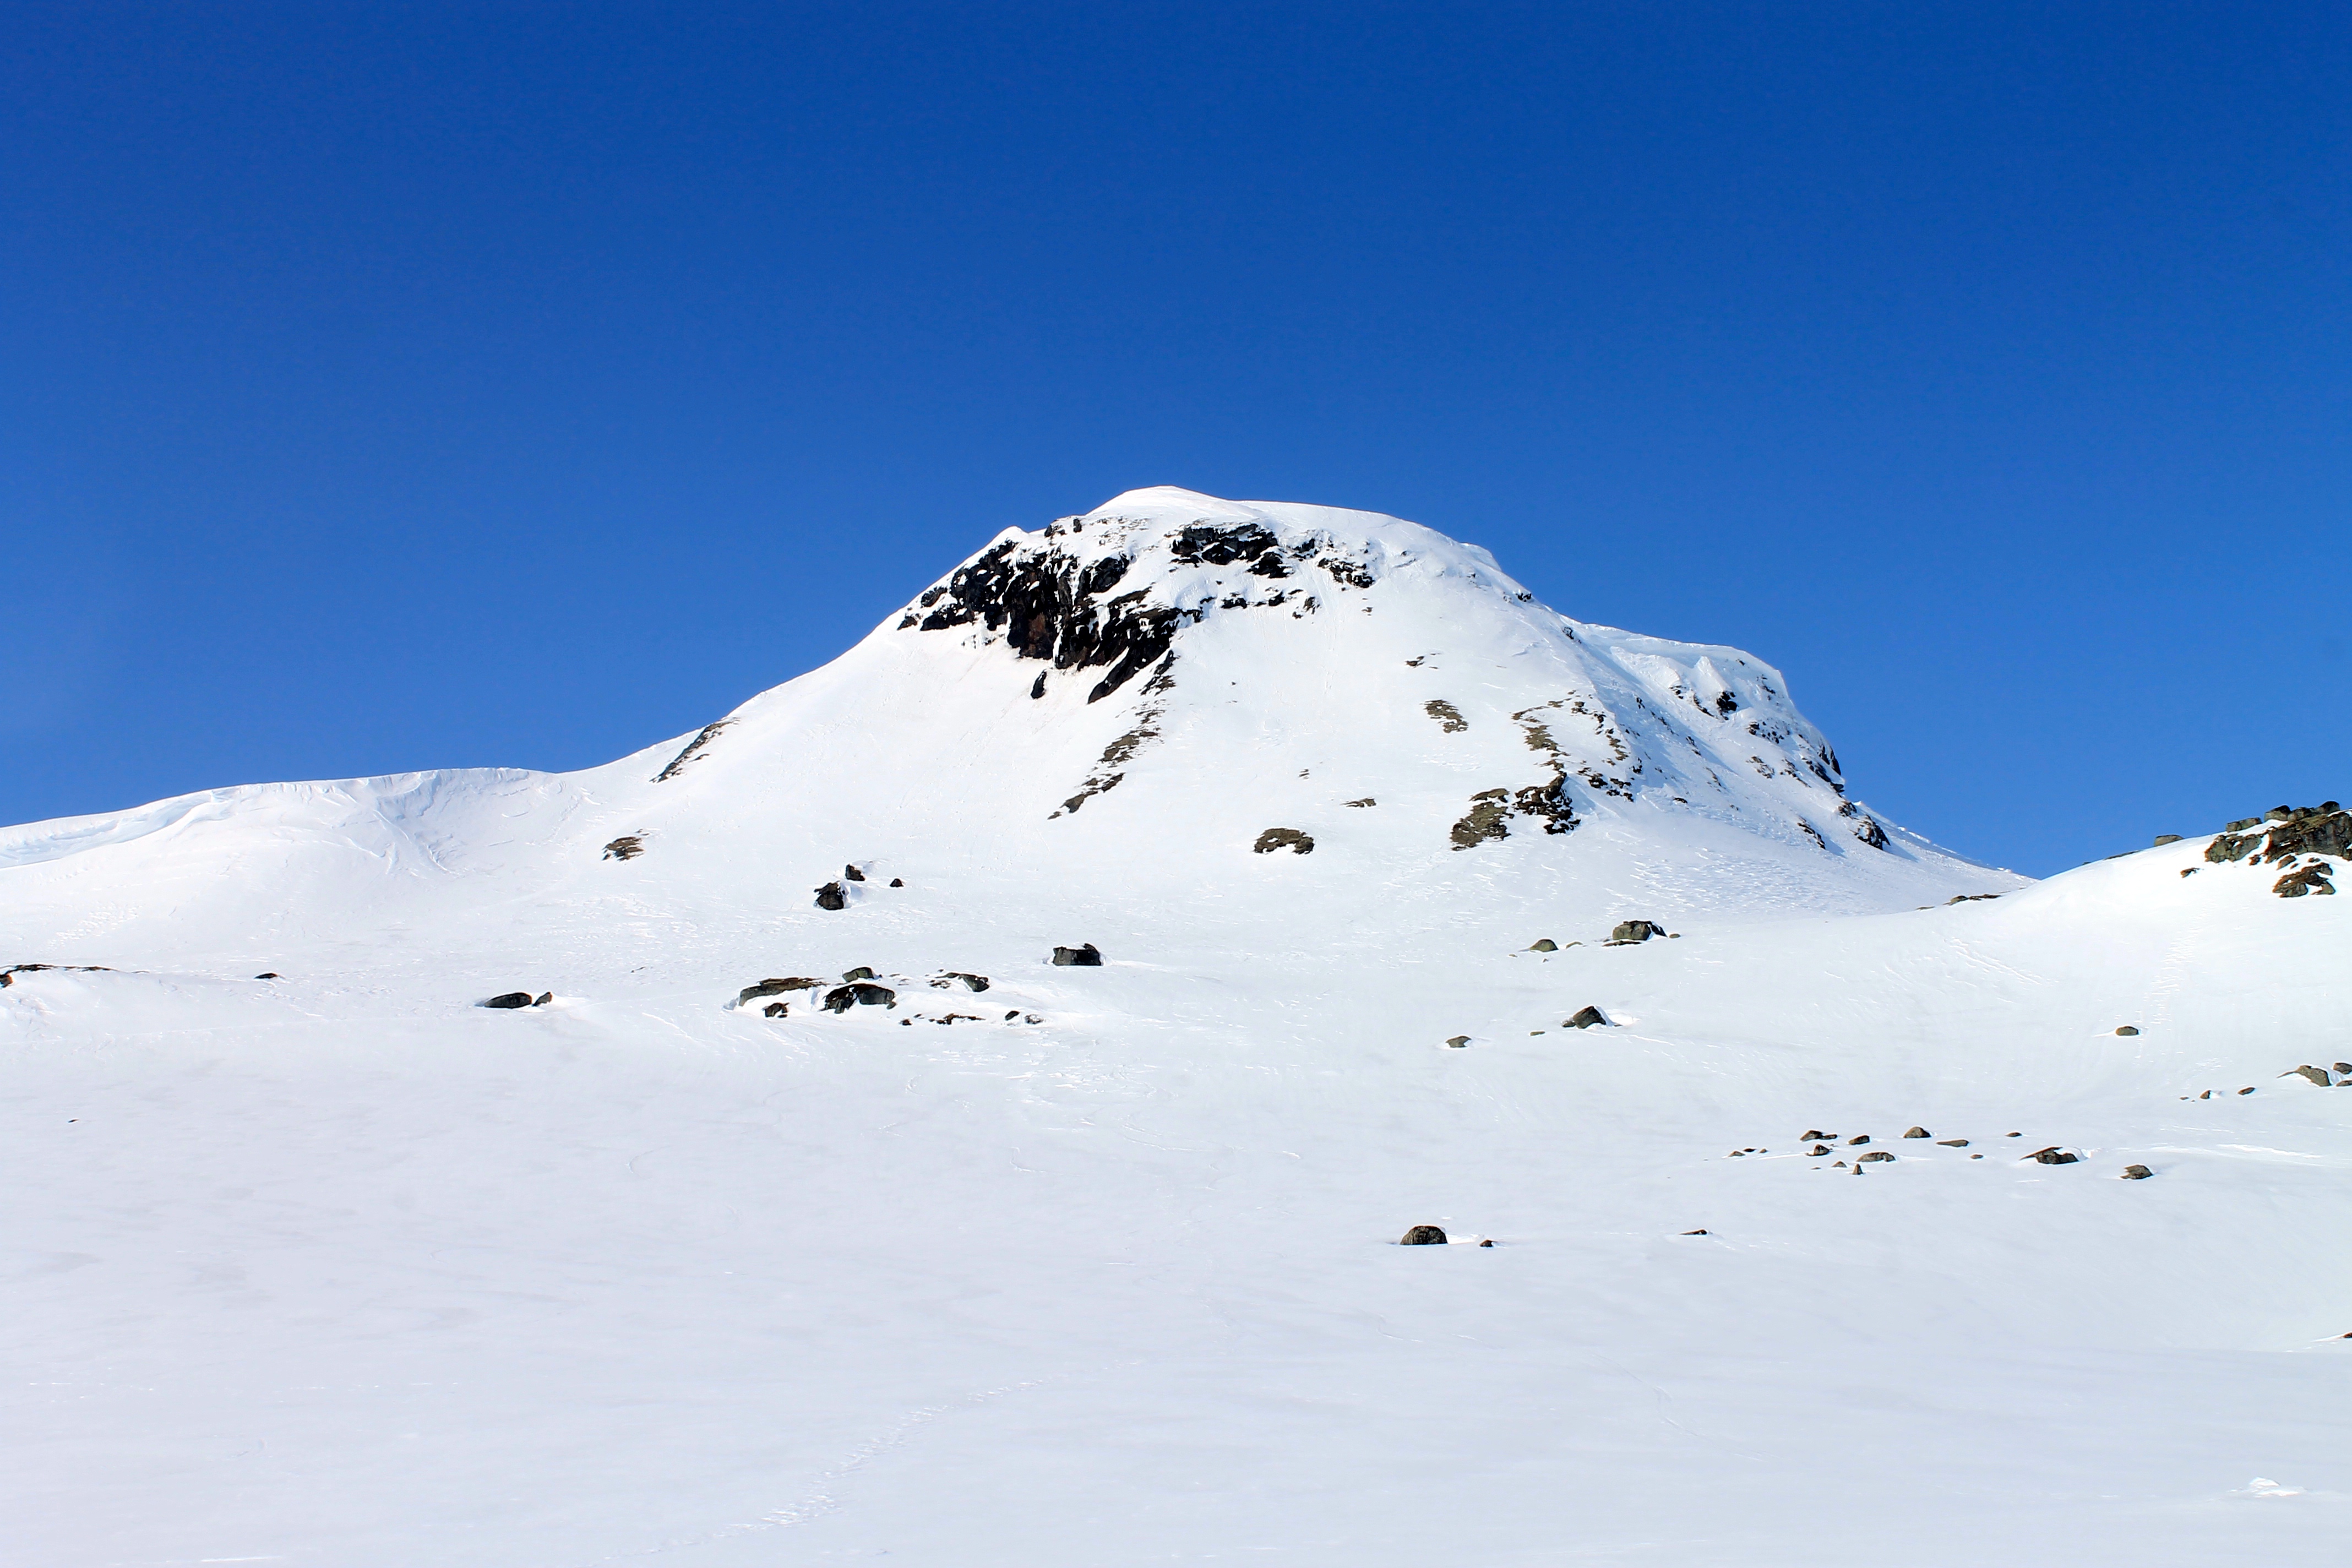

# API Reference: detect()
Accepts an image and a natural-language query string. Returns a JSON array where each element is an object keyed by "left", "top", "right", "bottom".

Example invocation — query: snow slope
[{"left": 5, "top": 488, "right": 2347, "bottom": 1566}]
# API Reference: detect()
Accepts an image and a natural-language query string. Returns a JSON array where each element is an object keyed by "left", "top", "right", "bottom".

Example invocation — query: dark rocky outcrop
[
  {"left": 1446, "top": 1035, "right": 1471, "bottom": 1048},
  {"left": 2153, "top": 834, "right": 2183, "bottom": 846},
  {"left": 534, "top": 992, "right": 553, "bottom": 1006},
  {"left": 2284, "top": 1065, "right": 2332, "bottom": 1086},
  {"left": 842, "top": 966, "right": 876, "bottom": 981},
  {"left": 1609, "top": 919, "right": 1664, "bottom": 944},
  {"left": 1902, "top": 1126, "right": 1930, "bottom": 1139},
  {"left": 2207, "top": 805, "right": 2351, "bottom": 885},
  {"left": 1400, "top": 1224, "right": 1448, "bottom": 1246},
  {"left": 814, "top": 883, "right": 848, "bottom": 911},
  {"left": 2025, "top": 1146, "right": 2079, "bottom": 1165},
  {"left": 1510, "top": 774, "right": 1578, "bottom": 836},
  {"left": 2121, "top": 1164, "right": 2152, "bottom": 1179},
  {"left": 255, "top": 972, "right": 280, "bottom": 980},
  {"left": 1848, "top": 1135, "right": 1870, "bottom": 1146},
  {"left": 844, "top": 864, "right": 867, "bottom": 882},
  {"left": 1565, "top": 1006, "right": 1610, "bottom": 1029},
  {"left": 602, "top": 835, "right": 645, "bottom": 861},
  {"left": 1528, "top": 939, "right": 1559, "bottom": 952},
  {"left": 890, "top": 878, "right": 905, "bottom": 888},
  {"left": 910, "top": 538, "right": 1194, "bottom": 703},
  {"left": 652, "top": 719, "right": 734, "bottom": 783},
  {"left": 1858, "top": 1151, "right": 1894, "bottom": 1163},
  {"left": 1253, "top": 827, "right": 1314, "bottom": 855},
  {"left": 1050, "top": 943, "right": 1102, "bottom": 966},
  {"left": 821, "top": 983, "right": 896, "bottom": 1012},
  {"left": 1424, "top": 699, "right": 1469, "bottom": 733},
  {"left": 1170, "top": 521, "right": 1280, "bottom": 567},
  {"left": 1853, "top": 815, "right": 1890, "bottom": 850},
  {"left": 762, "top": 1001, "right": 788, "bottom": 1018},
  {"left": 932, "top": 972, "right": 991, "bottom": 992},
  {"left": 1345, "top": 797, "right": 1376, "bottom": 808},
  {"left": 2275, "top": 863, "right": 2336, "bottom": 897},
  {"left": 481, "top": 992, "right": 534, "bottom": 1009},
  {"left": 1450, "top": 790, "right": 1510, "bottom": 849},
  {"left": 740, "top": 977, "right": 824, "bottom": 1004},
  {"left": 2260, "top": 805, "right": 2350, "bottom": 861}
]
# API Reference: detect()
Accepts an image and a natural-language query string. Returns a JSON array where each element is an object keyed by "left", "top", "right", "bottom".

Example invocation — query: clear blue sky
[{"left": 5, "top": 3, "right": 2345, "bottom": 875}]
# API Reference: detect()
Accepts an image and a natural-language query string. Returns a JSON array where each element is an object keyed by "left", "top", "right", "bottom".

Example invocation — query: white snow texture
[{"left": 6, "top": 487, "right": 2346, "bottom": 1566}]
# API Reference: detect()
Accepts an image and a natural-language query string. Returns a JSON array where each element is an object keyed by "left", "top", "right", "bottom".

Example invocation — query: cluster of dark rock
[
  {"left": 1722, "top": 1125, "right": 2149, "bottom": 1178},
  {"left": 481, "top": 991, "right": 553, "bottom": 1009},
  {"left": 813, "top": 864, "right": 907, "bottom": 910},
  {"left": 2201, "top": 802, "right": 2345, "bottom": 897},
  {"left": 731, "top": 966, "right": 1031, "bottom": 1023},
  {"left": 601, "top": 835, "right": 644, "bottom": 861},
  {"left": 1397, "top": 1224, "right": 1496, "bottom": 1248},
  {"left": 1253, "top": 828, "right": 1314, "bottom": 855},
  {"left": 2278, "top": 1063, "right": 2352, "bottom": 1087}
]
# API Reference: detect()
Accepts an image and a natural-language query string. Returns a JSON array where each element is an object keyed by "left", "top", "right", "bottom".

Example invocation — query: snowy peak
[
  {"left": 895, "top": 487, "right": 1494, "bottom": 705},
  {"left": 879, "top": 488, "right": 1899, "bottom": 865}
]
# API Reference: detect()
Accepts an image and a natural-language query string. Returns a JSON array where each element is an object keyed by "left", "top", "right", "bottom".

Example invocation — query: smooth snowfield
[{"left": 6, "top": 490, "right": 2347, "bottom": 1565}]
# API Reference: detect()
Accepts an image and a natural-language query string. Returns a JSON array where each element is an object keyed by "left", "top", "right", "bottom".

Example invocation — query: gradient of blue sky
[{"left": 4, "top": 3, "right": 2345, "bottom": 874}]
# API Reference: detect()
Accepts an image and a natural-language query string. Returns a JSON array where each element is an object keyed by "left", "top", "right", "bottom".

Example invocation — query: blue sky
[{"left": 5, "top": 3, "right": 2345, "bottom": 874}]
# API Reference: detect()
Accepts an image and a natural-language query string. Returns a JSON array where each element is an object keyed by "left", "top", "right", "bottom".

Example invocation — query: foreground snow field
[{"left": 6, "top": 489, "right": 2347, "bottom": 1565}]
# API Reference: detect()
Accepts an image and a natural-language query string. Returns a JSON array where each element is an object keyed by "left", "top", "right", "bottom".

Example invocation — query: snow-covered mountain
[
  {"left": 7, "top": 489, "right": 2348, "bottom": 1567},
  {"left": 0, "top": 487, "right": 2004, "bottom": 957}
]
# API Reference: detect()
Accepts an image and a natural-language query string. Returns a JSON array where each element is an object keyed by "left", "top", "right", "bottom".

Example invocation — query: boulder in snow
[
  {"left": 1400, "top": 1224, "right": 1448, "bottom": 1245},
  {"left": 1609, "top": 919, "right": 1664, "bottom": 944},
  {"left": 739, "top": 977, "right": 823, "bottom": 1004},
  {"left": 814, "top": 882, "right": 848, "bottom": 911},
  {"left": 1565, "top": 1006, "right": 1610, "bottom": 1029},
  {"left": 1253, "top": 828, "right": 1315, "bottom": 855},
  {"left": 481, "top": 992, "right": 534, "bottom": 1010},
  {"left": 821, "top": 983, "right": 896, "bottom": 1013},
  {"left": 1050, "top": 944, "right": 1102, "bottom": 966}
]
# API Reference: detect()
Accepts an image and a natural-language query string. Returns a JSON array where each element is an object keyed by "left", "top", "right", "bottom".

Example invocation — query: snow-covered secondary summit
[{"left": 6, "top": 489, "right": 2348, "bottom": 1568}]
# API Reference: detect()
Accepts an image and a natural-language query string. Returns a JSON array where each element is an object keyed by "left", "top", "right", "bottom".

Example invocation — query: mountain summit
[{"left": 0, "top": 486, "right": 2002, "bottom": 944}]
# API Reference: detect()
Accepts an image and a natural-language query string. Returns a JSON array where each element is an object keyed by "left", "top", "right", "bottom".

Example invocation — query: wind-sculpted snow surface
[{"left": 6, "top": 489, "right": 2349, "bottom": 1566}]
